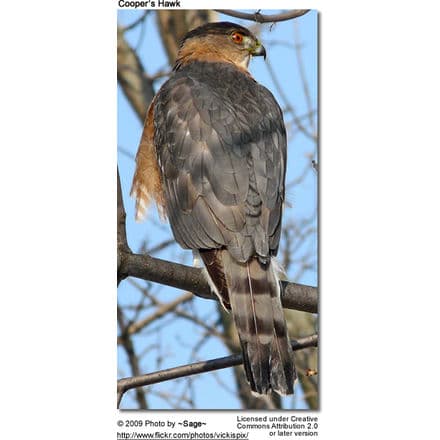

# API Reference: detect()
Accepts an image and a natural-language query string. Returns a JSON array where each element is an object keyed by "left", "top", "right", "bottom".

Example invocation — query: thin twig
[
  {"left": 122, "top": 292, "right": 193, "bottom": 338},
  {"left": 286, "top": 159, "right": 314, "bottom": 190},
  {"left": 121, "top": 10, "right": 150, "bottom": 32},
  {"left": 293, "top": 21, "right": 316, "bottom": 133},
  {"left": 215, "top": 9, "right": 310, "bottom": 23},
  {"left": 265, "top": 58, "right": 317, "bottom": 142},
  {"left": 146, "top": 239, "right": 175, "bottom": 255},
  {"left": 117, "top": 306, "right": 148, "bottom": 409}
]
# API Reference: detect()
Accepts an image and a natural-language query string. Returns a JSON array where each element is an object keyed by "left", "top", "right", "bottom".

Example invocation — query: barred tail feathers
[{"left": 203, "top": 249, "right": 295, "bottom": 395}]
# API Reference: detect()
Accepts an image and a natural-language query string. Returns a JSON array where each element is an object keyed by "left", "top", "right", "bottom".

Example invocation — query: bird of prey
[{"left": 131, "top": 21, "right": 296, "bottom": 395}]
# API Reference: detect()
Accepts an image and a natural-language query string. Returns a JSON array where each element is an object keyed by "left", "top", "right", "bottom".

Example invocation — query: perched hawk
[{"left": 131, "top": 22, "right": 296, "bottom": 395}]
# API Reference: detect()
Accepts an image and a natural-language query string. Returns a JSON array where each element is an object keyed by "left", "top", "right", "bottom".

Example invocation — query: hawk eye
[{"left": 231, "top": 32, "right": 244, "bottom": 44}]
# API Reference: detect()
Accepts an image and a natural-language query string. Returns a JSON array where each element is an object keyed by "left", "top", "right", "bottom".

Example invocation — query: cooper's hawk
[{"left": 131, "top": 22, "right": 296, "bottom": 395}]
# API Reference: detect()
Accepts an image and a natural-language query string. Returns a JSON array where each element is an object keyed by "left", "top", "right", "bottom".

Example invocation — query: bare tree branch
[
  {"left": 119, "top": 251, "right": 317, "bottom": 314},
  {"left": 117, "top": 167, "right": 131, "bottom": 286},
  {"left": 215, "top": 9, "right": 310, "bottom": 23},
  {"left": 117, "top": 334, "right": 318, "bottom": 407},
  {"left": 117, "top": 25, "right": 155, "bottom": 122}
]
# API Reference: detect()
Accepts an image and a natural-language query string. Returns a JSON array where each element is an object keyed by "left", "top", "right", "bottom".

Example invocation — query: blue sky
[{"left": 117, "top": 9, "right": 318, "bottom": 409}]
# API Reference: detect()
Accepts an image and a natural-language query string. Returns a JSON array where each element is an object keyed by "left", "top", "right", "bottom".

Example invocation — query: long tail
[{"left": 200, "top": 249, "right": 296, "bottom": 395}]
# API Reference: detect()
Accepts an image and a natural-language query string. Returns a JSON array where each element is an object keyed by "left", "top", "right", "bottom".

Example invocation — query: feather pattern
[{"left": 201, "top": 249, "right": 295, "bottom": 394}]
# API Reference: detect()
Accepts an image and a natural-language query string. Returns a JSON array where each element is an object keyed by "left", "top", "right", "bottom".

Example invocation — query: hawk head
[{"left": 175, "top": 22, "right": 266, "bottom": 70}]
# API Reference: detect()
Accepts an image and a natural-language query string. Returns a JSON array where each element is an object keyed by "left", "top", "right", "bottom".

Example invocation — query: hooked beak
[{"left": 251, "top": 41, "right": 266, "bottom": 60}]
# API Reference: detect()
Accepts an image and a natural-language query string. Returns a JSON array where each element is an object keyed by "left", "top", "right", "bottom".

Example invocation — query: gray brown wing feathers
[
  {"left": 139, "top": 60, "right": 295, "bottom": 395},
  {"left": 153, "top": 62, "right": 286, "bottom": 262}
]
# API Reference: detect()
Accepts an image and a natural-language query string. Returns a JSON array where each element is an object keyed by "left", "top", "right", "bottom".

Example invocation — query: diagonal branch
[
  {"left": 117, "top": 334, "right": 318, "bottom": 407},
  {"left": 215, "top": 9, "right": 310, "bottom": 23},
  {"left": 120, "top": 251, "right": 318, "bottom": 314}
]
